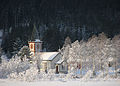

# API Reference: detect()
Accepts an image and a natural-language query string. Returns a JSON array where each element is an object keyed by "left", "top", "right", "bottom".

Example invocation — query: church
[{"left": 28, "top": 39, "right": 68, "bottom": 74}]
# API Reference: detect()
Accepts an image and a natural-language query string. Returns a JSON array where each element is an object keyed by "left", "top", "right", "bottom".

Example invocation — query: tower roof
[
  {"left": 37, "top": 52, "right": 59, "bottom": 61},
  {"left": 28, "top": 39, "right": 42, "bottom": 43},
  {"left": 35, "top": 39, "right": 42, "bottom": 42}
]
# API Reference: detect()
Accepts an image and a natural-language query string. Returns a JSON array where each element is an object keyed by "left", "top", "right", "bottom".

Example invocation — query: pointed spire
[{"left": 31, "top": 23, "right": 39, "bottom": 41}]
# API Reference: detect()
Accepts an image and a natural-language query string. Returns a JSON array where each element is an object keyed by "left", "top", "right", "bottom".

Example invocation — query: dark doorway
[{"left": 56, "top": 65, "right": 59, "bottom": 74}]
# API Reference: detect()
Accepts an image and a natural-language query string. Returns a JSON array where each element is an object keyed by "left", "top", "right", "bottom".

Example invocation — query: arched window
[
  {"left": 31, "top": 44, "right": 33, "bottom": 49},
  {"left": 37, "top": 44, "right": 39, "bottom": 49}
]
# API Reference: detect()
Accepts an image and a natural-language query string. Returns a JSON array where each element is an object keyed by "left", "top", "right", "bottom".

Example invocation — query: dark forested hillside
[{"left": 0, "top": 0, "right": 120, "bottom": 57}]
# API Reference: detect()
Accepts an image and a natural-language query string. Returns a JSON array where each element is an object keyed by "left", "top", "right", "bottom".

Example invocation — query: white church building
[{"left": 28, "top": 39, "right": 67, "bottom": 74}]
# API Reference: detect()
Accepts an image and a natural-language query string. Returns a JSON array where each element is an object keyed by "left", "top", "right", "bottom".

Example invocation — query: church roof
[
  {"left": 56, "top": 59, "right": 64, "bottom": 64},
  {"left": 40, "top": 52, "right": 59, "bottom": 61},
  {"left": 28, "top": 39, "right": 42, "bottom": 43},
  {"left": 35, "top": 39, "right": 42, "bottom": 42}
]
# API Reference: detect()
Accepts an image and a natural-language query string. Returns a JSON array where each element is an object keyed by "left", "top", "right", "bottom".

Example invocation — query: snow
[
  {"left": 35, "top": 39, "right": 42, "bottom": 42},
  {"left": 0, "top": 32, "right": 120, "bottom": 85},
  {"left": 0, "top": 79, "right": 120, "bottom": 86},
  {"left": 0, "top": 54, "right": 120, "bottom": 86},
  {"left": 40, "top": 52, "right": 59, "bottom": 61},
  {"left": 82, "top": 70, "right": 93, "bottom": 79},
  {"left": 56, "top": 59, "right": 64, "bottom": 64},
  {"left": 108, "top": 57, "right": 113, "bottom": 62}
]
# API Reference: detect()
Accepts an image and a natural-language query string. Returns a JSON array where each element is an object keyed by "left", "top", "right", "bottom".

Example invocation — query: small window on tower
[
  {"left": 31, "top": 44, "right": 33, "bottom": 49},
  {"left": 37, "top": 44, "right": 39, "bottom": 49}
]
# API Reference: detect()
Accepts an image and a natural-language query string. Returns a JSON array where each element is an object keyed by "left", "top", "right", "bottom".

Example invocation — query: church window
[
  {"left": 37, "top": 44, "right": 39, "bottom": 49},
  {"left": 31, "top": 44, "right": 33, "bottom": 49}
]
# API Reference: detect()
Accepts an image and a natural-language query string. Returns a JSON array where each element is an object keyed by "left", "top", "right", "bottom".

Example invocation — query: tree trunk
[
  {"left": 93, "top": 56, "right": 95, "bottom": 76},
  {"left": 106, "top": 63, "right": 109, "bottom": 76},
  {"left": 115, "top": 61, "right": 117, "bottom": 78},
  {"left": 80, "top": 60, "right": 82, "bottom": 76},
  {"left": 100, "top": 59, "right": 102, "bottom": 71}
]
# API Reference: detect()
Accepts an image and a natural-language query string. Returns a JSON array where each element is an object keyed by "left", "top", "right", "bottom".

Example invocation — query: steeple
[
  {"left": 28, "top": 39, "right": 42, "bottom": 56},
  {"left": 31, "top": 23, "right": 39, "bottom": 41}
]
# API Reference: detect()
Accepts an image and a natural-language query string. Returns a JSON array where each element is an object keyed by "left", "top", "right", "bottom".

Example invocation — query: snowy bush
[
  {"left": 82, "top": 70, "right": 93, "bottom": 79},
  {"left": 0, "top": 50, "right": 43, "bottom": 81},
  {"left": 8, "top": 66, "right": 39, "bottom": 81},
  {"left": 48, "top": 69, "right": 56, "bottom": 74},
  {"left": 0, "top": 55, "right": 31, "bottom": 78}
]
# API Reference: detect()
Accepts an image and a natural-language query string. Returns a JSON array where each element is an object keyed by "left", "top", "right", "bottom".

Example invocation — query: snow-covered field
[{"left": 0, "top": 79, "right": 120, "bottom": 86}]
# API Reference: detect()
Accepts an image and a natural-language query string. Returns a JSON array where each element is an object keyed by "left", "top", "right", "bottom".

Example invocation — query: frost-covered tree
[
  {"left": 58, "top": 36, "right": 71, "bottom": 74},
  {"left": 61, "top": 36, "right": 71, "bottom": 66},
  {"left": 12, "top": 37, "right": 24, "bottom": 55},
  {"left": 68, "top": 40, "right": 80, "bottom": 73},
  {"left": 112, "top": 35, "right": 120, "bottom": 77},
  {"left": 64, "top": 36, "right": 71, "bottom": 47},
  {"left": 34, "top": 53, "right": 42, "bottom": 72},
  {"left": 0, "top": 55, "right": 30, "bottom": 78},
  {"left": 0, "top": 53, "right": 41, "bottom": 81},
  {"left": 87, "top": 35, "right": 99, "bottom": 76},
  {"left": 97, "top": 32, "right": 108, "bottom": 71},
  {"left": 62, "top": 44, "right": 70, "bottom": 70},
  {"left": 79, "top": 41, "right": 88, "bottom": 75},
  {"left": 18, "top": 46, "right": 31, "bottom": 61},
  {"left": 100, "top": 39, "right": 112, "bottom": 76},
  {"left": 60, "top": 32, "right": 120, "bottom": 78}
]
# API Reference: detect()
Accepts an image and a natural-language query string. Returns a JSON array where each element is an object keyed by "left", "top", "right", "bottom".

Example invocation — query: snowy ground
[{"left": 0, "top": 79, "right": 120, "bottom": 86}]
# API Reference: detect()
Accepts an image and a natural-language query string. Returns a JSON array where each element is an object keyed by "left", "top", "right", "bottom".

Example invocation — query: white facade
[
  {"left": 56, "top": 60, "right": 68, "bottom": 74},
  {"left": 40, "top": 52, "right": 62, "bottom": 72}
]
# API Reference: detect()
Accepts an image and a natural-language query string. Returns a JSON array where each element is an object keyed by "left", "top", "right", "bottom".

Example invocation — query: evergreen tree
[
  {"left": 43, "top": 27, "right": 62, "bottom": 51},
  {"left": 64, "top": 36, "right": 71, "bottom": 47},
  {"left": 18, "top": 46, "right": 31, "bottom": 61},
  {"left": 12, "top": 37, "right": 24, "bottom": 55},
  {"left": 82, "top": 25, "right": 86, "bottom": 40}
]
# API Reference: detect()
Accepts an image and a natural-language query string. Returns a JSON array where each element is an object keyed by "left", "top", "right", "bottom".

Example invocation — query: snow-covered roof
[
  {"left": 35, "top": 39, "right": 42, "bottom": 42},
  {"left": 40, "top": 52, "right": 59, "bottom": 61},
  {"left": 56, "top": 59, "right": 64, "bottom": 64},
  {"left": 108, "top": 57, "right": 113, "bottom": 62}
]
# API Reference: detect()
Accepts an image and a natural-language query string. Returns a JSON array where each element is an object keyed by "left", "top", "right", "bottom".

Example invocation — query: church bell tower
[{"left": 28, "top": 39, "right": 42, "bottom": 55}]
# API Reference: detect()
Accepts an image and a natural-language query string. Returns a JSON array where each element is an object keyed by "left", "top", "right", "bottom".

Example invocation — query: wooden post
[
  {"left": 80, "top": 60, "right": 82, "bottom": 76},
  {"left": 115, "top": 60, "right": 117, "bottom": 78},
  {"left": 93, "top": 55, "right": 95, "bottom": 76}
]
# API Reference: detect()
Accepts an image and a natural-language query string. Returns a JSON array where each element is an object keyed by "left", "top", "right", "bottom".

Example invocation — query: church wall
[
  {"left": 50, "top": 53, "right": 62, "bottom": 69},
  {"left": 29, "top": 42, "right": 35, "bottom": 55}
]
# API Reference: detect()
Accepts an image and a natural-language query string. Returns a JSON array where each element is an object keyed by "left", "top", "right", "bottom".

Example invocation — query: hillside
[{"left": 0, "top": 0, "right": 120, "bottom": 56}]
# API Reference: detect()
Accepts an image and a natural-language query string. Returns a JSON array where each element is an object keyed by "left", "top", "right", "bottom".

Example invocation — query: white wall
[
  {"left": 40, "top": 53, "right": 62, "bottom": 72},
  {"left": 50, "top": 53, "right": 62, "bottom": 69},
  {"left": 58, "top": 64, "right": 68, "bottom": 73},
  {"left": 29, "top": 42, "right": 35, "bottom": 55},
  {"left": 35, "top": 42, "right": 42, "bottom": 52}
]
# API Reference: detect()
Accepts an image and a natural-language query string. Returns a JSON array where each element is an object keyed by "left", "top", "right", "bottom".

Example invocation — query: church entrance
[
  {"left": 43, "top": 62, "right": 47, "bottom": 73},
  {"left": 56, "top": 65, "right": 59, "bottom": 74}
]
